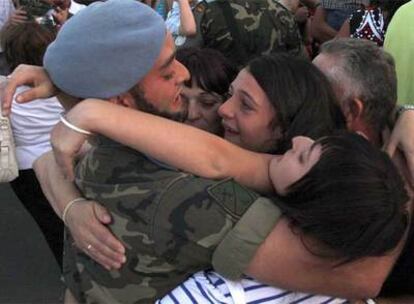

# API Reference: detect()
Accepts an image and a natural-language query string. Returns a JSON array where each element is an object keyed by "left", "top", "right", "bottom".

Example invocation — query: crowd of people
[{"left": 1, "top": 0, "right": 414, "bottom": 303}]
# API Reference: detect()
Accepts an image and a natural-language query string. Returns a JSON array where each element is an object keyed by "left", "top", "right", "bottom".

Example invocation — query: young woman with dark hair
[
  {"left": 275, "top": 133, "right": 408, "bottom": 264},
  {"left": 230, "top": 53, "right": 344, "bottom": 153},
  {"left": 176, "top": 47, "right": 238, "bottom": 135},
  {"left": 154, "top": 132, "right": 408, "bottom": 303}
]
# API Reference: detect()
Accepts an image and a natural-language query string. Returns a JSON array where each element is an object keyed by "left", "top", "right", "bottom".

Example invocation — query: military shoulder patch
[{"left": 207, "top": 179, "right": 260, "bottom": 218}]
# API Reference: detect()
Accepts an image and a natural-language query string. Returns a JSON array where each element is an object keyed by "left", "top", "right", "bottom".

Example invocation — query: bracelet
[
  {"left": 60, "top": 115, "right": 93, "bottom": 135},
  {"left": 62, "top": 197, "right": 87, "bottom": 225},
  {"left": 397, "top": 104, "right": 414, "bottom": 117}
]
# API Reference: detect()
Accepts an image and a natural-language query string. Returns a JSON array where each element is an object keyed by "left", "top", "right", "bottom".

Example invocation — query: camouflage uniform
[
  {"left": 181, "top": 0, "right": 304, "bottom": 67},
  {"left": 63, "top": 137, "right": 281, "bottom": 303}
]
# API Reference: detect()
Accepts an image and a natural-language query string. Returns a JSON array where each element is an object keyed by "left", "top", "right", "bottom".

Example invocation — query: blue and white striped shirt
[{"left": 156, "top": 270, "right": 372, "bottom": 304}]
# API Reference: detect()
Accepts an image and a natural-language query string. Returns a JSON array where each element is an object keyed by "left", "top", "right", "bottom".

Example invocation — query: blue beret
[{"left": 44, "top": 0, "right": 166, "bottom": 99}]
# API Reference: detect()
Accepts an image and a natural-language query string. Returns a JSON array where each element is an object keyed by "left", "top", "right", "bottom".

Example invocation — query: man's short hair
[{"left": 319, "top": 38, "right": 397, "bottom": 133}]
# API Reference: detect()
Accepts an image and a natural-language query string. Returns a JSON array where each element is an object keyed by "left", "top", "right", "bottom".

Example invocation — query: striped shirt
[
  {"left": 321, "top": 0, "right": 369, "bottom": 10},
  {"left": 156, "top": 270, "right": 373, "bottom": 304}
]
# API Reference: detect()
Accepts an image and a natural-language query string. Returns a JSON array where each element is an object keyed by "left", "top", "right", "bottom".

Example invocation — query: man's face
[{"left": 135, "top": 32, "right": 190, "bottom": 121}]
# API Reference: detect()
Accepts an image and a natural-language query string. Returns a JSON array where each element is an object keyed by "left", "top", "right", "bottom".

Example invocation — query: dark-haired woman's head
[
  {"left": 176, "top": 47, "right": 238, "bottom": 135},
  {"left": 271, "top": 132, "right": 409, "bottom": 263},
  {"left": 1, "top": 21, "right": 57, "bottom": 71},
  {"left": 218, "top": 53, "right": 345, "bottom": 153}
]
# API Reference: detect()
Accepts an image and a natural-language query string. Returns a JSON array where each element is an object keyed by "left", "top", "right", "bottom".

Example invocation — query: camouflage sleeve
[
  {"left": 199, "top": 1, "right": 234, "bottom": 59},
  {"left": 152, "top": 176, "right": 261, "bottom": 267},
  {"left": 199, "top": 0, "right": 305, "bottom": 66},
  {"left": 212, "top": 197, "right": 282, "bottom": 280}
]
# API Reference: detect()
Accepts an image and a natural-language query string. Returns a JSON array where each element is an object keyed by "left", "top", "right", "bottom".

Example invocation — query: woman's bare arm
[
  {"left": 246, "top": 218, "right": 402, "bottom": 299},
  {"left": 336, "top": 19, "right": 350, "bottom": 38},
  {"left": 178, "top": 0, "right": 196, "bottom": 36},
  {"left": 52, "top": 99, "right": 274, "bottom": 193},
  {"left": 33, "top": 152, "right": 126, "bottom": 269}
]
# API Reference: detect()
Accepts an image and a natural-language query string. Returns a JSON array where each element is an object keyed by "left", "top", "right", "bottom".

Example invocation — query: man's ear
[
  {"left": 343, "top": 98, "right": 364, "bottom": 130},
  {"left": 107, "top": 93, "right": 136, "bottom": 109}
]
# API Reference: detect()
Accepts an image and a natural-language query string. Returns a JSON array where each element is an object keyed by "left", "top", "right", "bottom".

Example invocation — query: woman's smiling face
[{"left": 218, "top": 69, "right": 280, "bottom": 153}]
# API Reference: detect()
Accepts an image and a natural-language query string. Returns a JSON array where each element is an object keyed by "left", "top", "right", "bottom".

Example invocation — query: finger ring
[{"left": 87, "top": 244, "right": 93, "bottom": 250}]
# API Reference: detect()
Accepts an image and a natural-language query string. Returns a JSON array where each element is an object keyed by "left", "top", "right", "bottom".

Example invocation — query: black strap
[{"left": 216, "top": 0, "right": 249, "bottom": 64}]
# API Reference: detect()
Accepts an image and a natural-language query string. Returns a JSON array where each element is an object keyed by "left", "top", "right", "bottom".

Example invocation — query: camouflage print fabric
[
  {"left": 63, "top": 137, "right": 260, "bottom": 304},
  {"left": 19, "top": 0, "right": 52, "bottom": 18},
  {"left": 186, "top": 0, "right": 304, "bottom": 67}
]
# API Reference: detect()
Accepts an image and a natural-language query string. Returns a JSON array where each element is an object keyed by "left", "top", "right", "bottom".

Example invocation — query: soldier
[
  {"left": 11, "top": 1, "right": 268, "bottom": 303},
  {"left": 179, "top": 0, "right": 304, "bottom": 67}
]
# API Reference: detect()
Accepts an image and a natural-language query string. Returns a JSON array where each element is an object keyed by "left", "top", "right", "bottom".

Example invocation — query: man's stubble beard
[{"left": 129, "top": 85, "right": 188, "bottom": 123}]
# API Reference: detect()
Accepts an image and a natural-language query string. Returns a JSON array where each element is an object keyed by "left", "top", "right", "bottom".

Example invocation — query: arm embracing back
[
  {"left": 66, "top": 99, "right": 275, "bottom": 193},
  {"left": 33, "top": 151, "right": 82, "bottom": 217},
  {"left": 245, "top": 218, "right": 403, "bottom": 299}
]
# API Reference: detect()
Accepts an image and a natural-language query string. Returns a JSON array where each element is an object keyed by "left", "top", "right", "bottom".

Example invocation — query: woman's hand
[
  {"left": 65, "top": 200, "right": 126, "bottom": 270},
  {"left": 1, "top": 64, "right": 58, "bottom": 116},
  {"left": 33, "top": 151, "right": 126, "bottom": 270}
]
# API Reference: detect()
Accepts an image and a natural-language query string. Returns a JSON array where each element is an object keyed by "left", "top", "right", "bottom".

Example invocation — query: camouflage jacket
[
  {"left": 64, "top": 138, "right": 260, "bottom": 304},
  {"left": 181, "top": 0, "right": 304, "bottom": 67}
]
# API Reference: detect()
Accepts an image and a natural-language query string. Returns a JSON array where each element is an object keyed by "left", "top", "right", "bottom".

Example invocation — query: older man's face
[{"left": 134, "top": 32, "right": 190, "bottom": 121}]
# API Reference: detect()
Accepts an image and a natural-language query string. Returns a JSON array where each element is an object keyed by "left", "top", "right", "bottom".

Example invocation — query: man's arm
[
  {"left": 33, "top": 151, "right": 126, "bottom": 269},
  {"left": 311, "top": 6, "right": 337, "bottom": 42},
  {"left": 385, "top": 108, "right": 414, "bottom": 186},
  {"left": 213, "top": 213, "right": 403, "bottom": 299},
  {"left": 178, "top": 0, "right": 196, "bottom": 36},
  {"left": 336, "top": 19, "right": 350, "bottom": 38}
]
